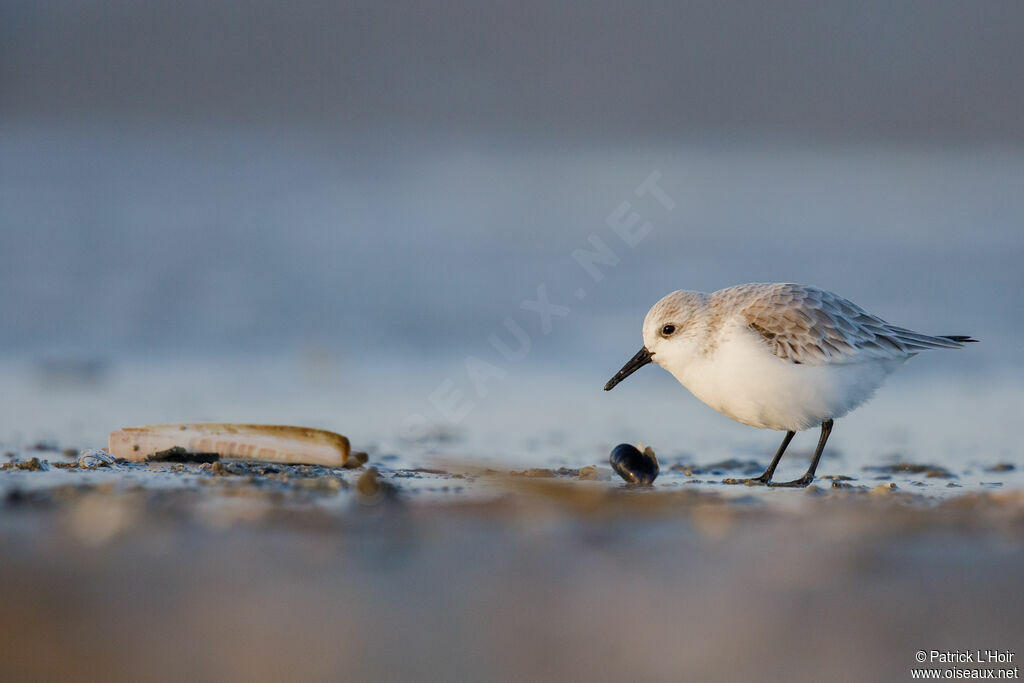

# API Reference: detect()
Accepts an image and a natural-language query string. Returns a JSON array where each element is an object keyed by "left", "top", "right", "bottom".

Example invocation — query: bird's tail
[{"left": 886, "top": 326, "right": 979, "bottom": 350}]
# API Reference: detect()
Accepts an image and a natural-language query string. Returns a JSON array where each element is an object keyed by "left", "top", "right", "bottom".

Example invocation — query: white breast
[{"left": 665, "top": 318, "right": 905, "bottom": 431}]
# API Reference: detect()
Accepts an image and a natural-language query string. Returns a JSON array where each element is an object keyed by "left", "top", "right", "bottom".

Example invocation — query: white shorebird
[{"left": 604, "top": 283, "right": 977, "bottom": 487}]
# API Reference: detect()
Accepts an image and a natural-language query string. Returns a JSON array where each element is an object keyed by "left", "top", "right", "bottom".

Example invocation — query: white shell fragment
[
  {"left": 78, "top": 449, "right": 116, "bottom": 469},
  {"left": 108, "top": 424, "right": 351, "bottom": 467}
]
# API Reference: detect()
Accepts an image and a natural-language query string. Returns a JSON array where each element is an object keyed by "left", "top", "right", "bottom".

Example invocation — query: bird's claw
[{"left": 767, "top": 475, "right": 815, "bottom": 488}]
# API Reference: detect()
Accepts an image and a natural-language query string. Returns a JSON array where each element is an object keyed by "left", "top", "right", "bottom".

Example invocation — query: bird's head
[{"left": 604, "top": 290, "right": 706, "bottom": 391}]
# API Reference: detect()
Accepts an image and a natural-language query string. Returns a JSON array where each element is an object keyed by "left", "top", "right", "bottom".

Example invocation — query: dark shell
[{"left": 609, "top": 443, "right": 658, "bottom": 486}]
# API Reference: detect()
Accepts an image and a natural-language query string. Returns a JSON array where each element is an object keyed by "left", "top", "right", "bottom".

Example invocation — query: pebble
[
  {"left": 578, "top": 465, "right": 612, "bottom": 481},
  {"left": 343, "top": 451, "right": 369, "bottom": 469},
  {"left": 356, "top": 467, "right": 397, "bottom": 502},
  {"left": 515, "top": 468, "right": 557, "bottom": 478},
  {"left": 1, "top": 457, "right": 48, "bottom": 471},
  {"left": 869, "top": 483, "right": 899, "bottom": 495}
]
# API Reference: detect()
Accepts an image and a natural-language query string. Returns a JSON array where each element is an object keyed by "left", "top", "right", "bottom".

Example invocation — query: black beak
[{"left": 604, "top": 347, "right": 653, "bottom": 391}]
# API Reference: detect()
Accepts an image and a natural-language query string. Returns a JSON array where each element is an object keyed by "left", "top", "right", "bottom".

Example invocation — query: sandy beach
[{"left": 2, "top": 434, "right": 1022, "bottom": 682}]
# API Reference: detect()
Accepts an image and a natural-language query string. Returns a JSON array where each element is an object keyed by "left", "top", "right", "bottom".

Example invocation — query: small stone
[
  {"left": 578, "top": 465, "right": 612, "bottom": 481},
  {"left": 343, "top": 451, "right": 369, "bottom": 469},
  {"left": 355, "top": 467, "right": 397, "bottom": 502},
  {"left": 517, "top": 468, "right": 556, "bottom": 478},
  {"left": 208, "top": 461, "right": 230, "bottom": 476},
  {"left": 356, "top": 467, "right": 381, "bottom": 496},
  {"left": 1, "top": 457, "right": 48, "bottom": 472}
]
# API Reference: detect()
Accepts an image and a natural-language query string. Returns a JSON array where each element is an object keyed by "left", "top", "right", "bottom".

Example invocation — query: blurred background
[
  {"left": 3, "top": 6, "right": 1024, "bottom": 682},
  {"left": 1, "top": 0, "right": 1022, "bottom": 463}
]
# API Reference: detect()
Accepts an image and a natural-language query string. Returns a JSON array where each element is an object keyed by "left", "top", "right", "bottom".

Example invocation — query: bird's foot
[
  {"left": 767, "top": 474, "right": 815, "bottom": 488},
  {"left": 722, "top": 474, "right": 770, "bottom": 486}
]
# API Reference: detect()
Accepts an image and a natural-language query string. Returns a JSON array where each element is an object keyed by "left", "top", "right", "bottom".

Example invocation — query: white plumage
[
  {"left": 644, "top": 283, "right": 971, "bottom": 431},
  {"left": 604, "top": 283, "right": 976, "bottom": 486}
]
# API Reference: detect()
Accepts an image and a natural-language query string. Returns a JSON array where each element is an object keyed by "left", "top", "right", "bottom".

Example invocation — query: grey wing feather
[{"left": 732, "top": 283, "right": 971, "bottom": 365}]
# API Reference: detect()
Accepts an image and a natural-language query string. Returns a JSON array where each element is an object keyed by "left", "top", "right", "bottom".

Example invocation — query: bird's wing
[{"left": 733, "top": 284, "right": 964, "bottom": 365}]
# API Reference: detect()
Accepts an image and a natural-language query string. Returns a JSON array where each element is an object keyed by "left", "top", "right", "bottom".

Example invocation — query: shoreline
[{"left": 2, "top": 452, "right": 1022, "bottom": 682}]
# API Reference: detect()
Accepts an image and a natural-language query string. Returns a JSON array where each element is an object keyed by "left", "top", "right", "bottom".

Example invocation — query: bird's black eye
[{"left": 661, "top": 324, "right": 676, "bottom": 337}]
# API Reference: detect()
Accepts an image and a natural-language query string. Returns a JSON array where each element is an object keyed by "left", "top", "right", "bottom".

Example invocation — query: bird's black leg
[
  {"left": 769, "top": 419, "right": 834, "bottom": 488},
  {"left": 723, "top": 430, "right": 795, "bottom": 485}
]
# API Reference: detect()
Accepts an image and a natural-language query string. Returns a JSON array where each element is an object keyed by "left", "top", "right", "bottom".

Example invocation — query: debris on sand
[
  {"left": 109, "top": 423, "right": 351, "bottom": 467},
  {"left": 578, "top": 465, "right": 612, "bottom": 481},
  {"left": 342, "top": 451, "right": 369, "bottom": 469},
  {"left": 513, "top": 468, "right": 558, "bottom": 478},
  {"left": 1, "top": 457, "right": 48, "bottom": 472},
  {"left": 355, "top": 467, "right": 398, "bottom": 503},
  {"left": 206, "top": 461, "right": 233, "bottom": 477},
  {"left": 864, "top": 463, "right": 955, "bottom": 479},
  {"left": 357, "top": 468, "right": 382, "bottom": 496},
  {"left": 78, "top": 450, "right": 116, "bottom": 469},
  {"left": 986, "top": 463, "right": 1016, "bottom": 472}
]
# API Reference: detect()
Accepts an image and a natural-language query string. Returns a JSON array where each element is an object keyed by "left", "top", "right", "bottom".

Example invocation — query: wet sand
[{"left": 2, "top": 448, "right": 1022, "bottom": 682}]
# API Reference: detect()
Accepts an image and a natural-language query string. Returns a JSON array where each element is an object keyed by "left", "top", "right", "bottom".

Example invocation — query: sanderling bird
[{"left": 603, "top": 283, "right": 977, "bottom": 487}]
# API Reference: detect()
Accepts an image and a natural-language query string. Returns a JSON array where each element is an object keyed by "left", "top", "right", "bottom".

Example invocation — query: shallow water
[{"left": 1, "top": 354, "right": 1020, "bottom": 473}]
